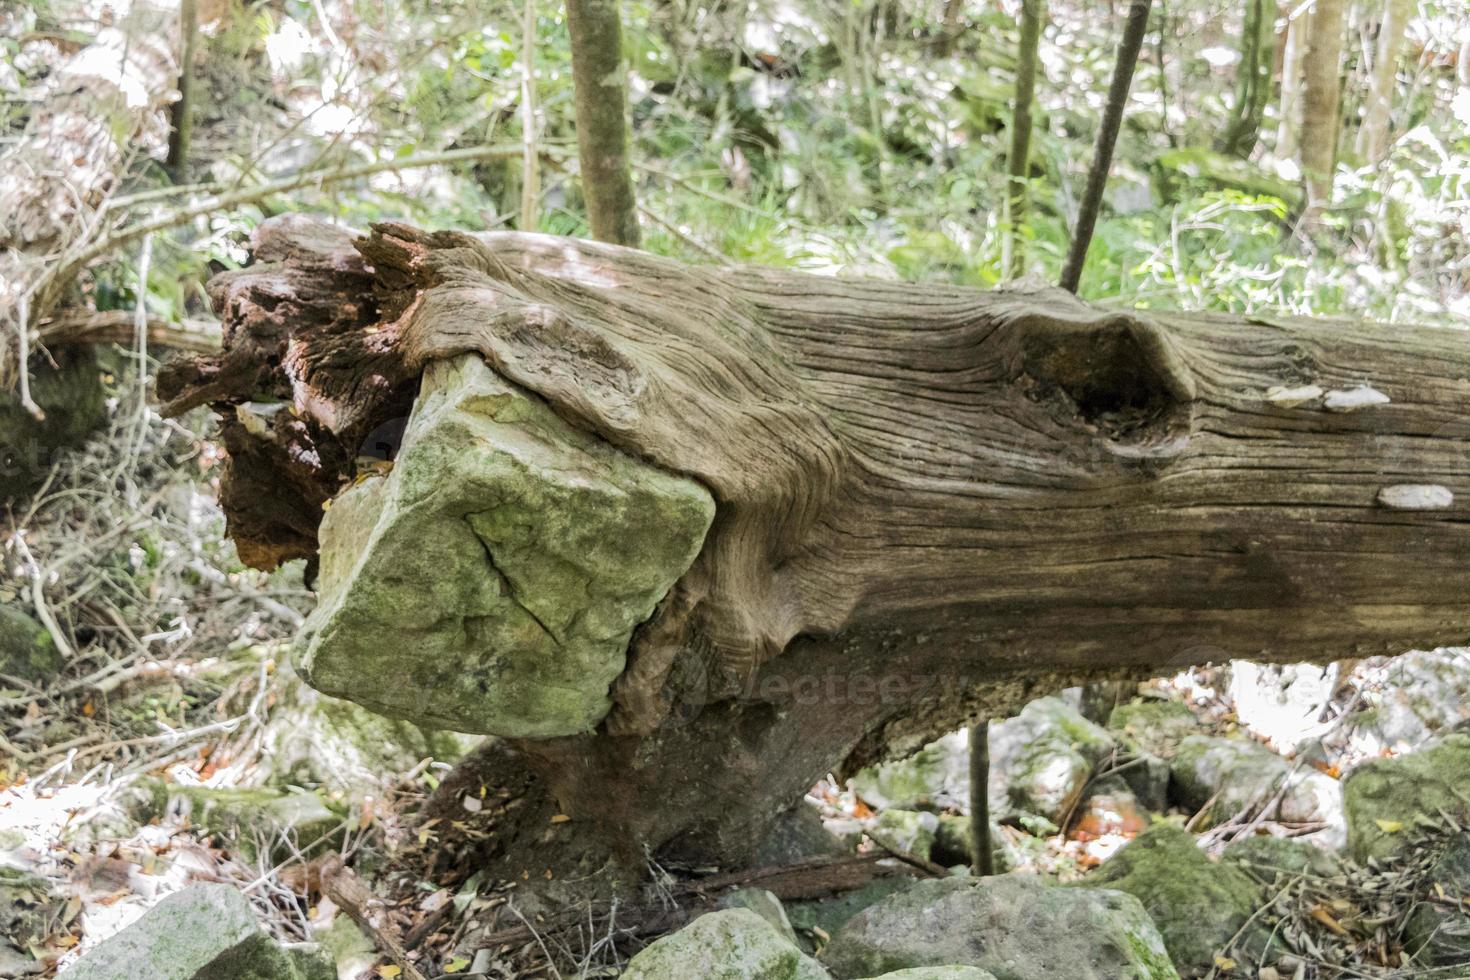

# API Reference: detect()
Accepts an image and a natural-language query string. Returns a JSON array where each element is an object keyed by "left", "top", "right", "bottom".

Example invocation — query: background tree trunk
[
  {"left": 566, "top": 0, "right": 641, "bottom": 246},
  {"left": 1274, "top": 0, "right": 1310, "bottom": 162},
  {"left": 1218, "top": 0, "right": 1276, "bottom": 157},
  {"left": 0, "top": 6, "right": 179, "bottom": 387},
  {"left": 1300, "top": 0, "right": 1347, "bottom": 226},
  {"left": 161, "top": 216, "right": 1470, "bottom": 865},
  {"left": 1355, "top": 0, "right": 1413, "bottom": 163},
  {"left": 166, "top": 0, "right": 200, "bottom": 179},
  {"left": 1059, "top": 0, "right": 1152, "bottom": 293},
  {"left": 1002, "top": 0, "right": 1044, "bottom": 279}
]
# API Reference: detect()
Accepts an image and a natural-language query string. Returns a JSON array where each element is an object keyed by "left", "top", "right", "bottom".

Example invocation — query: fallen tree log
[{"left": 159, "top": 215, "right": 1470, "bottom": 866}]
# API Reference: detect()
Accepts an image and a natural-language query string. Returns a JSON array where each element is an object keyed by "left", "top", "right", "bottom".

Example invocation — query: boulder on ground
[
  {"left": 298, "top": 354, "right": 715, "bottom": 737},
  {"left": 720, "top": 888, "right": 800, "bottom": 946},
  {"left": 1079, "top": 823, "right": 1264, "bottom": 976},
  {"left": 820, "top": 874, "right": 1178, "bottom": 980},
  {"left": 0, "top": 604, "right": 62, "bottom": 684},
  {"left": 59, "top": 883, "right": 334, "bottom": 979},
  {"left": 849, "top": 731, "right": 969, "bottom": 811},
  {"left": 1169, "top": 735, "right": 1342, "bottom": 838},
  {"left": 988, "top": 697, "right": 1116, "bottom": 825},
  {"left": 1222, "top": 834, "right": 1341, "bottom": 883},
  {"left": 134, "top": 781, "right": 342, "bottom": 862},
  {"left": 257, "top": 658, "right": 478, "bottom": 799},
  {"left": 1107, "top": 699, "right": 1200, "bottom": 760},
  {"left": 621, "top": 907, "right": 829, "bottom": 980},
  {"left": 1342, "top": 733, "right": 1470, "bottom": 862},
  {"left": 785, "top": 878, "right": 918, "bottom": 952}
]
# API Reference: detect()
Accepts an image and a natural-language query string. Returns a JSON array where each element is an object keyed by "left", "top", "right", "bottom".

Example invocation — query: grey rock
[
  {"left": 721, "top": 889, "right": 800, "bottom": 946},
  {"left": 870, "top": 970, "right": 998, "bottom": 980},
  {"left": 1222, "top": 835, "right": 1342, "bottom": 882},
  {"left": 820, "top": 874, "right": 1178, "bottom": 980},
  {"left": 988, "top": 697, "right": 1116, "bottom": 826},
  {"left": 849, "top": 730, "right": 969, "bottom": 811},
  {"left": 1169, "top": 735, "right": 1341, "bottom": 838},
  {"left": 621, "top": 908, "right": 829, "bottom": 980},
  {"left": 786, "top": 878, "right": 918, "bottom": 953},
  {"left": 133, "top": 781, "right": 342, "bottom": 862},
  {"left": 60, "top": 883, "right": 333, "bottom": 979},
  {"left": 1350, "top": 649, "right": 1470, "bottom": 750},
  {"left": 299, "top": 354, "right": 714, "bottom": 737},
  {"left": 1080, "top": 824, "right": 1264, "bottom": 976}
]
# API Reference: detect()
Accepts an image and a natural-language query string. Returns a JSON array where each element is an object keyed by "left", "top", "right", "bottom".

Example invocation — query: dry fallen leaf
[
  {"left": 376, "top": 966, "right": 401, "bottom": 979},
  {"left": 443, "top": 956, "right": 471, "bottom": 974},
  {"left": 550, "top": 814, "right": 571, "bottom": 824},
  {"left": 1374, "top": 819, "right": 1404, "bottom": 834}
]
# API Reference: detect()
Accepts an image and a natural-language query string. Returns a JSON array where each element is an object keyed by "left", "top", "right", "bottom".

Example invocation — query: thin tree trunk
[
  {"left": 1219, "top": 0, "right": 1276, "bottom": 157},
  {"left": 519, "top": 0, "right": 541, "bottom": 230},
  {"left": 1355, "top": 0, "right": 1412, "bottom": 163},
  {"left": 0, "top": 8, "right": 178, "bottom": 387},
  {"left": 166, "top": 0, "right": 200, "bottom": 179},
  {"left": 1299, "top": 0, "right": 1347, "bottom": 226},
  {"left": 161, "top": 216, "right": 1470, "bottom": 863},
  {"left": 1059, "top": 0, "right": 1153, "bottom": 293},
  {"left": 939, "top": 0, "right": 964, "bottom": 55},
  {"left": 1275, "top": 0, "right": 1311, "bottom": 161},
  {"left": 1002, "top": 0, "right": 1044, "bottom": 280},
  {"left": 968, "top": 721, "right": 995, "bottom": 876},
  {"left": 566, "top": 0, "right": 640, "bottom": 246}
]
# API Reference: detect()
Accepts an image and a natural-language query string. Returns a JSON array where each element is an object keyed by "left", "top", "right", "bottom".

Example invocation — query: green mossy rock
[
  {"left": 0, "top": 604, "right": 62, "bottom": 683},
  {"left": 929, "top": 814, "right": 1016, "bottom": 873},
  {"left": 299, "top": 355, "right": 714, "bottom": 737},
  {"left": 820, "top": 874, "right": 1178, "bottom": 980},
  {"left": 1343, "top": 733, "right": 1470, "bottom": 863},
  {"left": 1222, "top": 834, "right": 1341, "bottom": 883},
  {"left": 721, "top": 889, "right": 801, "bottom": 946},
  {"left": 786, "top": 877, "right": 918, "bottom": 952},
  {"left": 1080, "top": 824, "right": 1264, "bottom": 976},
  {"left": 135, "top": 781, "right": 343, "bottom": 862},
  {"left": 849, "top": 731, "right": 968, "bottom": 811},
  {"left": 622, "top": 908, "right": 830, "bottom": 980},
  {"left": 871, "top": 970, "right": 998, "bottom": 979},
  {"left": 1108, "top": 700, "right": 1200, "bottom": 759},
  {"left": 0, "top": 350, "right": 106, "bottom": 505},
  {"left": 59, "top": 883, "right": 335, "bottom": 979}
]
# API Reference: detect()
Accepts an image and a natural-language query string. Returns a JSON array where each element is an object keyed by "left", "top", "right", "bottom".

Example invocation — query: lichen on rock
[{"left": 298, "top": 354, "right": 715, "bottom": 737}]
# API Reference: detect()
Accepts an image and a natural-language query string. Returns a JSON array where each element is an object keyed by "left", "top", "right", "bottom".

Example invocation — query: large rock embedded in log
[{"left": 299, "top": 354, "right": 715, "bottom": 736}]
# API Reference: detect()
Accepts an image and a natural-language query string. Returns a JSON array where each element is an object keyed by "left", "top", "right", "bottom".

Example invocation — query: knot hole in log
[{"left": 1012, "top": 310, "right": 1196, "bottom": 459}]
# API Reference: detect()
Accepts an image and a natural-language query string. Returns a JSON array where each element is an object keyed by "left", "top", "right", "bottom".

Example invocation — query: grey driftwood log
[{"left": 159, "top": 215, "right": 1470, "bottom": 863}]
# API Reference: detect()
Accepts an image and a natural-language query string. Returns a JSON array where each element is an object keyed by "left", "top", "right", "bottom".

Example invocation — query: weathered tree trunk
[
  {"left": 1002, "top": 0, "right": 1044, "bottom": 279},
  {"left": 1355, "top": 0, "right": 1412, "bottom": 164},
  {"left": 566, "top": 0, "right": 641, "bottom": 246},
  {"left": 0, "top": 6, "right": 179, "bottom": 371},
  {"left": 166, "top": 0, "right": 200, "bottom": 179},
  {"left": 1218, "top": 0, "right": 1276, "bottom": 157},
  {"left": 161, "top": 216, "right": 1470, "bottom": 866},
  {"left": 1300, "top": 0, "right": 1347, "bottom": 226}
]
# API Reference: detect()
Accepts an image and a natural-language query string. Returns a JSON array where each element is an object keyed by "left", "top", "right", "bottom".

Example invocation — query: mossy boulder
[
  {"left": 786, "top": 878, "right": 918, "bottom": 952},
  {"left": 299, "top": 354, "right": 715, "bottom": 737},
  {"left": 1169, "top": 735, "right": 1341, "bottom": 838},
  {"left": 622, "top": 908, "right": 830, "bottom": 980},
  {"left": 820, "top": 874, "right": 1178, "bottom": 980},
  {"left": 134, "top": 781, "right": 343, "bottom": 861},
  {"left": 1342, "top": 733, "right": 1470, "bottom": 863},
  {"left": 929, "top": 814, "right": 1016, "bottom": 873},
  {"left": 849, "top": 731, "right": 968, "bottom": 811},
  {"left": 0, "top": 604, "right": 62, "bottom": 684},
  {"left": 59, "top": 883, "right": 334, "bottom": 979},
  {"left": 0, "top": 349, "right": 106, "bottom": 505},
  {"left": 1222, "top": 834, "right": 1341, "bottom": 883},
  {"left": 720, "top": 889, "right": 800, "bottom": 946},
  {"left": 1108, "top": 700, "right": 1200, "bottom": 760},
  {"left": 258, "top": 659, "right": 478, "bottom": 799},
  {"left": 1079, "top": 824, "right": 1265, "bottom": 976}
]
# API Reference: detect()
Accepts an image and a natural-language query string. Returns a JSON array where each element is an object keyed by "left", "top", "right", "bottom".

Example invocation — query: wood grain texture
[{"left": 162, "top": 216, "right": 1470, "bottom": 860}]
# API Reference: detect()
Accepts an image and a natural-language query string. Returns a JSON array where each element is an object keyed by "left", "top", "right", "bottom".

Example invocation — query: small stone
[
  {"left": 821, "top": 875, "right": 1177, "bottom": 979},
  {"left": 1263, "top": 384, "right": 1323, "bottom": 408},
  {"left": 1376, "top": 484, "right": 1453, "bottom": 510},
  {"left": 1321, "top": 385, "right": 1390, "bottom": 411},
  {"left": 621, "top": 908, "right": 829, "bottom": 980},
  {"left": 59, "top": 883, "right": 331, "bottom": 979}
]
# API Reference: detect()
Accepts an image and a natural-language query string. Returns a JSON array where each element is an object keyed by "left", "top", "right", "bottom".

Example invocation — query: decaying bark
[
  {"left": 162, "top": 215, "right": 1470, "bottom": 864},
  {"left": 0, "top": 6, "right": 179, "bottom": 372}
]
